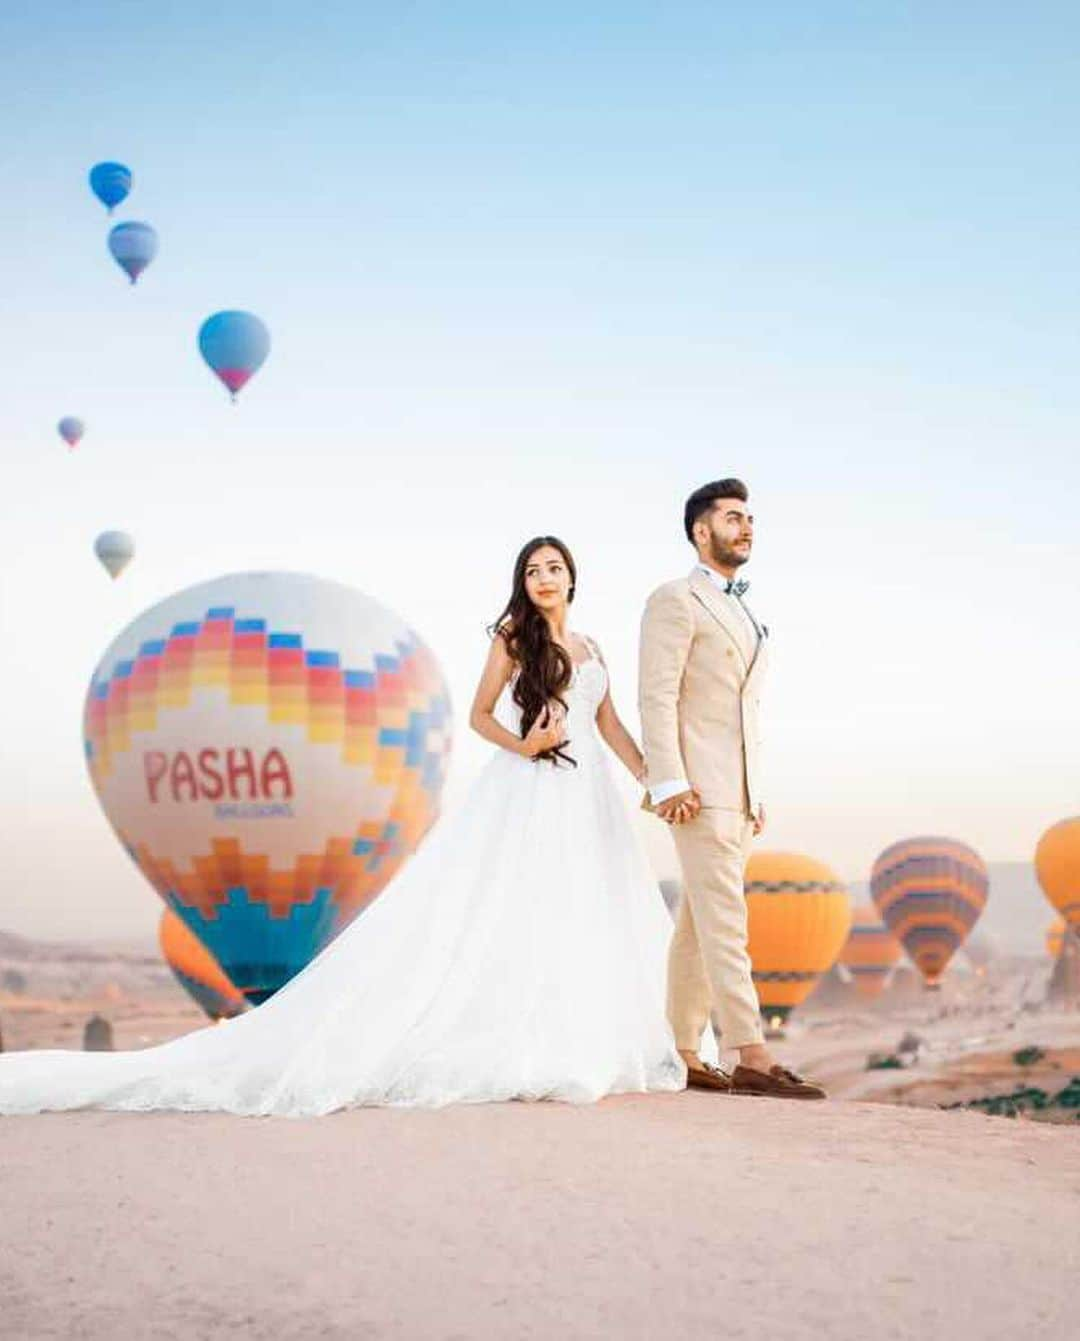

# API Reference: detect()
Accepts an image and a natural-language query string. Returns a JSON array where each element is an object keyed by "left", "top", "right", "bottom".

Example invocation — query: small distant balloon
[
  {"left": 198, "top": 311, "right": 271, "bottom": 401},
  {"left": 57, "top": 416, "right": 85, "bottom": 449},
  {"left": 89, "top": 161, "right": 132, "bottom": 213},
  {"left": 108, "top": 221, "right": 158, "bottom": 285},
  {"left": 94, "top": 531, "right": 135, "bottom": 579}
]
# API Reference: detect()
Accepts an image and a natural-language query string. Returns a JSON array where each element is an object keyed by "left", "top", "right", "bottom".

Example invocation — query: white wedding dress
[{"left": 0, "top": 645, "right": 685, "bottom": 1116}]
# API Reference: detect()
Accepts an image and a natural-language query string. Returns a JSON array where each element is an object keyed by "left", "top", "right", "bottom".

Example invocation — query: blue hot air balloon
[
  {"left": 198, "top": 311, "right": 271, "bottom": 401},
  {"left": 58, "top": 416, "right": 85, "bottom": 449},
  {"left": 89, "top": 161, "right": 132, "bottom": 213},
  {"left": 108, "top": 221, "right": 158, "bottom": 285}
]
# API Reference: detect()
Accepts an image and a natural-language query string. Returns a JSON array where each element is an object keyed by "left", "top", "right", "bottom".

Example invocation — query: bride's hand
[{"left": 521, "top": 705, "right": 567, "bottom": 758}]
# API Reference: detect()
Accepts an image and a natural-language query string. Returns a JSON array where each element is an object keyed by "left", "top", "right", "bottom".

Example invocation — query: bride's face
[{"left": 524, "top": 546, "right": 572, "bottom": 614}]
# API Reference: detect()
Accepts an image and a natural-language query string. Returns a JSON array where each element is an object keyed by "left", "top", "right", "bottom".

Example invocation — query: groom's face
[{"left": 698, "top": 498, "right": 754, "bottom": 569}]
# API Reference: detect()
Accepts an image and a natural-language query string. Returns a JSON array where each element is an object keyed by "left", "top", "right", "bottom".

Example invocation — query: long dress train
[{"left": 0, "top": 649, "right": 685, "bottom": 1116}]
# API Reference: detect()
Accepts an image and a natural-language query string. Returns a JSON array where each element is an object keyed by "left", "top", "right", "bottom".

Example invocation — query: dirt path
[{"left": 2, "top": 1094, "right": 1076, "bottom": 1339}]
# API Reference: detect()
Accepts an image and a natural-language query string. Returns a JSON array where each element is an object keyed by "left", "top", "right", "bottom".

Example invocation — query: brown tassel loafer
[
  {"left": 729, "top": 1064, "right": 826, "bottom": 1100},
  {"left": 685, "top": 1061, "right": 733, "bottom": 1092}
]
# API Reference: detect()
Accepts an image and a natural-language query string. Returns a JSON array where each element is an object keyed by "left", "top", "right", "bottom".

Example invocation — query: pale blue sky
[{"left": 1, "top": 2, "right": 1077, "bottom": 939}]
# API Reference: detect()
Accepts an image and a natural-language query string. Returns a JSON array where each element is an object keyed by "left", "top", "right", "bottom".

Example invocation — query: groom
[{"left": 639, "top": 479, "right": 825, "bottom": 1100}]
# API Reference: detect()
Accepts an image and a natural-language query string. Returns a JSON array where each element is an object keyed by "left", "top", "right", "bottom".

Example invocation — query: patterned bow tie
[{"left": 725, "top": 579, "right": 750, "bottom": 598}]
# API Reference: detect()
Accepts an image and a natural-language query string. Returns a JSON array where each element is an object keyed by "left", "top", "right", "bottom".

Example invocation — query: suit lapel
[{"left": 688, "top": 570, "right": 753, "bottom": 671}]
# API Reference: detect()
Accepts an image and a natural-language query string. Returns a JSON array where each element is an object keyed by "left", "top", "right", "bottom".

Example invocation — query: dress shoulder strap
[{"left": 581, "top": 633, "right": 604, "bottom": 663}]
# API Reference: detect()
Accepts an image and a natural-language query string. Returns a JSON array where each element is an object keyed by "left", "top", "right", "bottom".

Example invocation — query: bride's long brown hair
[{"left": 489, "top": 536, "right": 578, "bottom": 768}]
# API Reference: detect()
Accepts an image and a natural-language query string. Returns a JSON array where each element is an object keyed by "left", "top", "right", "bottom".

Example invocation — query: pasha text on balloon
[{"left": 143, "top": 747, "right": 293, "bottom": 805}]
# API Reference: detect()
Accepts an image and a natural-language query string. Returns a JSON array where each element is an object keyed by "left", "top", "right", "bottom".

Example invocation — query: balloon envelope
[
  {"left": 159, "top": 908, "right": 246, "bottom": 1020},
  {"left": 1035, "top": 817, "right": 1080, "bottom": 930},
  {"left": 58, "top": 416, "right": 84, "bottom": 448},
  {"left": 108, "top": 221, "right": 158, "bottom": 284},
  {"left": 1047, "top": 917, "right": 1067, "bottom": 960},
  {"left": 94, "top": 530, "right": 135, "bottom": 579},
  {"left": 871, "top": 837, "right": 989, "bottom": 987},
  {"left": 839, "top": 903, "right": 901, "bottom": 1000},
  {"left": 83, "top": 572, "right": 453, "bottom": 1004},
  {"left": 89, "top": 161, "right": 132, "bottom": 212},
  {"left": 744, "top": 852, "right": 852, "bottom": 1025},
  {"left": 198, "top": 311, "right": 271, "bottom": 399}
]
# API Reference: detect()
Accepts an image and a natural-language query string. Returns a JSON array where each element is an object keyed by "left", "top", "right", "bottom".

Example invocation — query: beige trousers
[{"left": 668, "top": 807, "right": 764, "bottom": 1051}]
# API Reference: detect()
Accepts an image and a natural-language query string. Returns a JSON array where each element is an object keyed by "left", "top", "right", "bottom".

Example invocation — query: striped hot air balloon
[
  {"left": 744, "top": 852, "right": 852, "bottom": 1030},
  {"left": 84, "top": 572, "right": 453, "bottom": 1005},
  {"left": 158, "top": 909, "right": 246, "bottom": 1021},
  {"left": 870, "top": 837, "right": 989, "bottom": 988},
  {"left": 839, "top": 904, "right": 902, "bottom": 1000},
  {"left": 1035, "top": 817, "right": 1080, "bottom": 931}
]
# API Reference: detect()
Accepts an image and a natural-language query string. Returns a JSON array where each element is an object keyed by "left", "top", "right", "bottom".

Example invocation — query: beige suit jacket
[{"left": 638, "top": 569, "right": 768, "bottom": 816}]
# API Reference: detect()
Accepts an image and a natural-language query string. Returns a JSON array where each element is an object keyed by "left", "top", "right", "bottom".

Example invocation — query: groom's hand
[
  {"left": 656, "top": 789, "right": 701, "bottom": 826},
  {"left": 752, "top": 804, "right": 766, "bottom": 836}
]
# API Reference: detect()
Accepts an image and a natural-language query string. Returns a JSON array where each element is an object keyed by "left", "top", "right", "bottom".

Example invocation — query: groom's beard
[{"left": 708, "top": 534, "right": 749, "bottom": 569}]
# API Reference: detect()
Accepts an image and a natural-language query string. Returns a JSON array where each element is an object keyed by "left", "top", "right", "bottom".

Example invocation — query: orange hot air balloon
[
  {"left": 839, "top": 904, "right": 902, "bottom": 1000},
  {"left": 158, "top": 909, "right": 246, "bottom": 1021},
  {"left": 870, "top": 837, "right": 988, "bottom": 988},
  {"left": 1046, "top": 917, "right": 1068, "bottom": 961},
  {"left": 1035, "top": 817, "right": 1080, "bottom": 931},
  {"left": 744, "top": 852, "right": 852, "bottom": 1029}
]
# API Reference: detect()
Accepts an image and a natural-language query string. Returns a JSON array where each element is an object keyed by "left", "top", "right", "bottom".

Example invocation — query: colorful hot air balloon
[
  {"left": 57, "top": 416, "right": 84, "bottom": 449},
  {"left": 1035, "top": 817, "right": 1080, "bottom": 930},
  {"left": 198, "top": 311, "right": 271, "bottom": 400},
  {"left": 744, "top": 852, "right": 852, "bottom": 1029},
  {"left": 158, "top": 908, "right": 246, "bottom": 1021},
  {"left": 107, "top": 221, "right": 158, "bottom": 284},
  {"left": 93, "top": 530, "right": 135, "bottom": 579},
  {"left": 1047, "top": 916, "right": 1067, "bottom": 961},
  {"left": 870, "top": 837, "right": 989, "bottom": 988},
  {"left": 83, "top": 572, "right": 453, "bottom": 1004},
  {"left": 89, "top": 161, "right": 132, "bottom": 213},
  {"left": 839, "top": 904, "right": 901, "bottom": 1000}
]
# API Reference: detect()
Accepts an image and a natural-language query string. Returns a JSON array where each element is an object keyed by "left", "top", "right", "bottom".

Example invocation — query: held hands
[
  {"left": 655, "top": 788, "right": 701, "bottom": 826},
  {"left": 521, "top": 703, "right": 568, "bottom": 758}
]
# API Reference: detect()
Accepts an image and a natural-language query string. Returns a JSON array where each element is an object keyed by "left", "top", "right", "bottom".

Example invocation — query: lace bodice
[{"left": 494, "top": 643, "right": 609, "bottom": 747}]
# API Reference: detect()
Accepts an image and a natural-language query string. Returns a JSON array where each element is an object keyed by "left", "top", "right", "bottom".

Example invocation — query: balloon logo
[
  {"left": 870, "top": 837, "right": 989, "bottom": 988},
  {"left": 1035, "top": 817, "right": 1080, "bottom": 930},
  {"left": 198, "top": 311, "right": 271, "bottom": 401},
  {"left": 108, "top": 221, "right": 158, "bottom": 285},
  {"left": 83, "top": 572, "right": 453, "bottom": 1004},
  {"left": 58, "top": 416, "right": 85, "bottom": 449},
  {"left": 839, "top": 904, "right": 902, "bottom": 1000},
  {"left": 89, "top": 161, "right": 132, "bottom": 213},
  {"left": 744, "top": 851, "right": 852, "bottom": 1028},
  {"left": 159, "top": 909, "right": 246, "bottom": 1021},
  {"left": 94, "top": 530, "right": 135, "bottom": 579}
]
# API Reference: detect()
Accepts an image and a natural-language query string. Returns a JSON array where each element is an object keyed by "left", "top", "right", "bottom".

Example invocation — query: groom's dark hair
[{"left": 684, "top": 479, "right": 749, "bottom": 542}]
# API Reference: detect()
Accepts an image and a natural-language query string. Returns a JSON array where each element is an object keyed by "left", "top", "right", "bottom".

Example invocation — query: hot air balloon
[
  {"left": 1035, "top": 817, "right": 1080, "bottom": 930},
  {"left": 158, "top": 908, "right": 246, "bottom": 1021},
  {"left": 1047, "top": 917, "right": 1067, "bottom": 960},
  {"left": 89, "top": 161, "right": 131, "bottom": 213},
  {"left": 198, "top": 311, "right": 270, "bottom": 400},
  {"left": 93, "top": 531, "right": 135, "bottom": 579},
  {"left": 83, "top": 572, "right": 453, "bottom": 1004},
  {"left": 839, "top": 904, "right": 901, "bottom": 1000},
  {"left": 57, "top": 416, "right": 84, "bottom": 449},
  {"left": 870, "top": 837, "right": 989, "bottom": 988},
  {"left": 107, "top": 221, "right": 158, "bottom": 284},
  {"left": 744, "top": 852, "right": 852, "bottom": 1031}
]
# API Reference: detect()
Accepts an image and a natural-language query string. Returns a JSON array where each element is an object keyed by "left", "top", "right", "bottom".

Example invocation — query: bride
[{"left": 0, "top": 537, "right": 686, "bottom": 1116}]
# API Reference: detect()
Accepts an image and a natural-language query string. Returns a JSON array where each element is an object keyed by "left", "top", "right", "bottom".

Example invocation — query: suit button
[{"left": 726, "top": 648, "right": 734, "bottom": 658}]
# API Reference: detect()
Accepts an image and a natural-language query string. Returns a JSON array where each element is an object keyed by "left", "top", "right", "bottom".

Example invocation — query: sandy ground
[
  {"left": 3, "top": 947, "right": 1079, "bottom": 1339},
  {"left": 2, "top": 1095, "right": 1078, "bottom": 1341}
]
